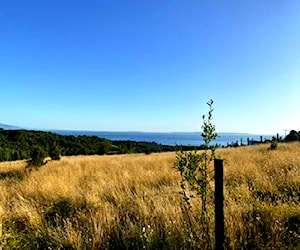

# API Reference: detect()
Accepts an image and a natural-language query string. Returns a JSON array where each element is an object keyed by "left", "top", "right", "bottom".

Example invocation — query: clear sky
[{"left": 1, "top": 0, "right": 299, "bottom": 134}]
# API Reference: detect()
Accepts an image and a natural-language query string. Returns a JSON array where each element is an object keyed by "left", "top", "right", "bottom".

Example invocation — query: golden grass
[
  {"left": 0, "top": 143, "right": 299, "bottom": 249},
  {"left": 0, "top": 160, "right": 26, "bottom": 173}
]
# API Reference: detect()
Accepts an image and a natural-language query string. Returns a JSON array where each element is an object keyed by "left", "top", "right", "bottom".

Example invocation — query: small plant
[
  {"left": 270, "top": 137, "right": 278, "bottom": 150},
  {"left": 175, "top": 99, "right": 218, "bottom": 249}
]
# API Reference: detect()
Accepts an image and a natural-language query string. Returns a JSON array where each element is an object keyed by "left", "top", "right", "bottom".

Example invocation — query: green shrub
[
  {"left": 270, "top": 139, "right": 278, "bottom": 150},
  {"left": 28, "top": 146, "right": 47, "bottom": 168}
]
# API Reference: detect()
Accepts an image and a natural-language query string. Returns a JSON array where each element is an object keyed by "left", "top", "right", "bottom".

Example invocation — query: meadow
[{"left": 0, "top": 143, "right": 299, "bottom": 249}]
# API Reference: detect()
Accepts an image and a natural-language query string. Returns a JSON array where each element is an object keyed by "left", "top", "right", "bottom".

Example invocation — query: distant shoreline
[
  {"left": 52, "top": 130, "right": 275, "bottom": 146},
  {"left": 0, "top": 124, "right": 278, "bottom": 146}
]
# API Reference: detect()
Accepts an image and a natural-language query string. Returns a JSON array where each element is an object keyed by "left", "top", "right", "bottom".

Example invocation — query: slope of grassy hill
[{"left": 0, "top": 143, "right": 299, "bottom": 249}]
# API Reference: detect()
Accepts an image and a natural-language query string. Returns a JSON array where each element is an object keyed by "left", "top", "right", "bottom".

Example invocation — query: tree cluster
[
  {"left": 285, "top": 130, "right": 300, "bottom": 142},
  {"left": 0, "top": 129, "right": 199, "bottom": 162}
]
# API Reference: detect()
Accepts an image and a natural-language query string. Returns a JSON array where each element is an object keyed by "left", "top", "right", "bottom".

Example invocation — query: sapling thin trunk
[{"left": 175, "top": 99, "right": 217, "bottom": 249}]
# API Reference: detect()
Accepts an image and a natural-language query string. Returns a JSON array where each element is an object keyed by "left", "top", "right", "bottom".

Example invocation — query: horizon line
[{"left": 0, "top": 122, "right": 286, "bottom": 136}]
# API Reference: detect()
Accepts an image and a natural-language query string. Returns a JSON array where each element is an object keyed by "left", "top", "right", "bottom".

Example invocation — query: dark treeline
[
  {"left": 0, "top": 129, "right": 199, "bottom": 162},
  {"left": 285, "top": 130, "right": 300, "bottom": 142}
]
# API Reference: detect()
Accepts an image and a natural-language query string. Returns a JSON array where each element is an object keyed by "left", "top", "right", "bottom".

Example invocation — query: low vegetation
[{"left": 0, "top": 143, "right": 299, "bottom": 249}]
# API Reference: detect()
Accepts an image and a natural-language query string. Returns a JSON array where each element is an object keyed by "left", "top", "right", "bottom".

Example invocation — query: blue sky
[{"left": 1, "top": 0, "right": 299, "bottom": 134}]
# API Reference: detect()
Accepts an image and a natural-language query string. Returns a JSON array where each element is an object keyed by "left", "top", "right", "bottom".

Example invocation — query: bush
[
  {"left": 28, "top": 146, "right": 47, "bottom": 167},
  {"left": 270, "top": 139, "right": 278, "bottom": 150}
]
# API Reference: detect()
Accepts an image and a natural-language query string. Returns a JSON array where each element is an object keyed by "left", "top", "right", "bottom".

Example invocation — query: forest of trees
[
  {"left": 0, "top": 129, "right": 198, "bottom": 162},
  {"left": 0, "top": 128, "right": 298, "bottom": 163}
]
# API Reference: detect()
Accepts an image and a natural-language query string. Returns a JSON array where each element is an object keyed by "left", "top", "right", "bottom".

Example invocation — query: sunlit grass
[{"left": 0, "top": 143, "right": 299, "bottom": 249}]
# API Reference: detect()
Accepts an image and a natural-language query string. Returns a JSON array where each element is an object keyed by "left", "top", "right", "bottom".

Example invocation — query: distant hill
[
  {"left": 0, "top": 129, "right": 191, "bottom": 162},
  {"left": 0, "top": 123, "right": 20, "bottom": 130}
]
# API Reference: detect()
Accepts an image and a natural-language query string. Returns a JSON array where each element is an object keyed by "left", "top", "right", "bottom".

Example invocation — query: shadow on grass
[{"left": 0, "top": 169, "right": 26, "bottom": 181}]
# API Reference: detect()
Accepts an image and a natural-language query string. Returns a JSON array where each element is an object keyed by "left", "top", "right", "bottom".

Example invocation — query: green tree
[
  {"left": 49, "top": 141, "right": 61, "bottom": 160},
  {"left": 28, "top": 146, "right": 47, "bottom": 167},
  {"left": 4, "top": 149, "right": 11, "bottom": 161},
  {"left": 285, "top": 130, "right": 299, "bottom": 142},
  {"left": 98, "top": 140, "right": 112, "bottom": 155},
  {"left": 13, "top": 150, "right": 20, "bottom": 160},
  {"left": 0, "top": 147, "right": 4, "bottom": 161}
]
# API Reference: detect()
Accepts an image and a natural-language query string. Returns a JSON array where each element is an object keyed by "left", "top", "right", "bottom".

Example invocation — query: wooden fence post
[{"left": 214, "top": 159, "right": 224, "bottom": 250}]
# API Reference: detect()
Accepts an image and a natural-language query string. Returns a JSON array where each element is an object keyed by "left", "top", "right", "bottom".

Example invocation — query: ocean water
[{"left": 53, "top": 130, "right": 274, "bottom": 146}]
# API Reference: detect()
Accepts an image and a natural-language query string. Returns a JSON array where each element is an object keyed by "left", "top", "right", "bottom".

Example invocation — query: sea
[{"left": 53, "top": 130, "right": 274, "bottom": 147}]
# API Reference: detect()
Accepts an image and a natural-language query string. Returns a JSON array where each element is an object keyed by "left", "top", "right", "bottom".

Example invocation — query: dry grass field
[{"left": 0, "top": 143, "right": 299, "bottom": 249}]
